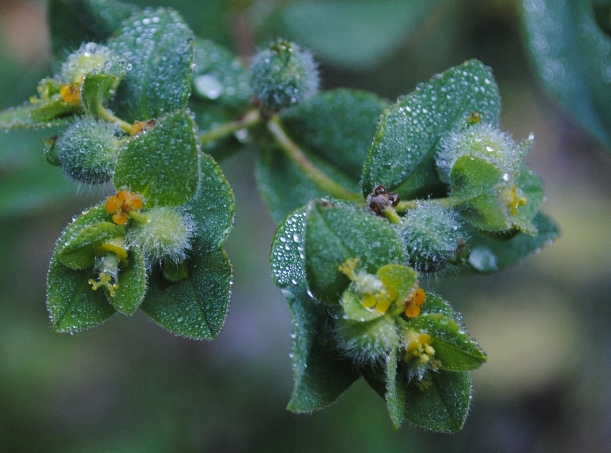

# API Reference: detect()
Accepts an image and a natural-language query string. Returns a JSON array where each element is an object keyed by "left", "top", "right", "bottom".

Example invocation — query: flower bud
[
  {"left": 398, "top": 201, "right": 462, "bottom": 273},
  {"left": 126, "top": 207, "right": 194, "bottom": 264},
  {"left": 334, "top": 316, "right": 400, "bottom": 365},
  {"left": 436, "top": 122, "right": 526, "bottom": 185},
  {"left": 250, "top": 39, "right": 319, "bottom": 111},
  {"left": 56, "top": 117, "right": 122, "bottom": 184}
]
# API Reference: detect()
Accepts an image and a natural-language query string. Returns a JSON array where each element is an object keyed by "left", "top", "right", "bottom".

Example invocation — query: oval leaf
[
  {"left": 111, "top": 246, "right": 147, "bottom": 315},
  {"left": 523, "top": 0, "right": 611, "bottom": 149},
  {"left": 404, "top": 370, "right": 472, "bottom": 433},
  {"left": 271, "top": 207, "right": 360, "bottom": 411},
  {"left": 362, "top": 59, "right": 501, "bottom": 199},
  {"left": 305, "top": 200, "right": 407, "bottom": 304},
  {"left": 114, "top": 110, "right": 200, "bottom": 206},
  {"left": 109, "top": 7, "right": 194, "bottom": 122},
  {"left": 47, "top": 254, "right": 115, "bottom": 333}
]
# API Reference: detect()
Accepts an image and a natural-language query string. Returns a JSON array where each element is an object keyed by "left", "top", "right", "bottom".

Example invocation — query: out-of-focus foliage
[{"left": 523, "top": 0, "right": 611, "bottom": 150}]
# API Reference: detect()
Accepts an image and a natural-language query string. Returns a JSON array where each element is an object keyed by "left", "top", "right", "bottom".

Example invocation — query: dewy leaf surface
[
  {"left": 404, "top": 370, "right": 472, "bottom": 433},
  {"left": 271, "top": 207, "right": 360, "bottom": 411},
  {"left": 523, "top": 0, "right": 611, "bottom": 149},
  {"left": 109, "top": 7, "right": 194, "bottom": 122},
  {"left": 141, "top": 155, "right": 235, "bottom": 339},
  {"left": 114, "top": 110, "right": 200, "bottom": 206},
  {"left": 47, "top": 254, "right": 115, "bottom": 333},
  {"left": 362, "top": 59, "right": 501, "bottom": 199},
  {"left": 305, "top": 200, "right": 406, "bottom": 304}
]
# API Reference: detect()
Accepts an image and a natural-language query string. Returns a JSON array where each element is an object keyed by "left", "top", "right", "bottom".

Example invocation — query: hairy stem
[
  {"left": 199, "top": 109, "right": 261, "bottom": 146},
  {"left": 267, "top": 115, "right": 362, "bottom": 202},
  {"left": 97, "top": 104, "right": 133, "bottom": 134}
]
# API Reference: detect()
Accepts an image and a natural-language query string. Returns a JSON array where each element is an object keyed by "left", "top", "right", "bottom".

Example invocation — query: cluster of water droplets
[
  {"left": 436, "top": 122, "right": 526, "bottom": 184},
  {"left": 271, "top": 209, "right": 308, "bottom": 302}
]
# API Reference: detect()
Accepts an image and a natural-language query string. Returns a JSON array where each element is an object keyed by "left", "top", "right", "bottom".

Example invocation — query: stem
[
  {"left": 199, "top": 109, "right": 261, "bottom": 146},
  {"left": 383, "top": 207, "right": 402, "bottom": 224},
  {"left": 267, "top": 115, "right": 362, "bottom": 202},
  {"left": 97, "top": 104, "right": 133, "bottom": 134},
  {"left": 395, "top": 200, "right": 420, "bottom": 214}
]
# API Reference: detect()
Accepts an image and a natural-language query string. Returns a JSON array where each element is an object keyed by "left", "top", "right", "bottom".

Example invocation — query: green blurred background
[{"left": 1, "top": 0, "right": 610, "bottom": 451}]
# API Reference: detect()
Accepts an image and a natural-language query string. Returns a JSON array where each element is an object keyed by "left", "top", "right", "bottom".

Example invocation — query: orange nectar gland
[
  {"left": 405, "top": 287, "right": 426, "bottom": 318},
  {"left": 59, "top": 82, "right": 82, "bottom": 105},
  {"left": 338, "top": 258, "right": 394, "bottom": 314},
  {"left": 106, "top": 190, "right": 143, "bottom": 225}
]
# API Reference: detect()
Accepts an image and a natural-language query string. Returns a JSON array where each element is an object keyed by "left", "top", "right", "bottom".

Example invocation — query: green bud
[
  {"left": 126, "top": 207, "right": 194, "bottom": 264},
  {"left": 56, "top": 117, "right": 122, "bottom": 184},
  {"left": 436, "top": 123, "right": 527, "bottom": 185},
  {"left": 250, "top": 39, "right": 319, "bottom": 111},
  {"left": 334, "top": 316, "right": 400, "bottom": 365},
  {"left": 398, "top": 201, "right": 462, "bottom": 273},
  {"left": 60, "top": 43, "right": 117, "bottom": 83}
]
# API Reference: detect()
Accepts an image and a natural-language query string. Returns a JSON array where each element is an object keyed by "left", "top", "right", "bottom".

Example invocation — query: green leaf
[
  {"left": 523, "top": 0, "right": 611, "bottom": 149},
  {"left": 81, "top": 72, "right": 122, "bottom": 118},
  {"left": 450, "top": 155, "right": 509, "bottom": 231},
  {"left": 256, "top": 146, "right": 360, "bottom": 225},
  {"left": 513, "top": 166, "right": 545, "bottom": 234},
  {"left": 257, "top": 89, "right": 387, "bottom": 224},
  {"left": 466, "top": 212, "right": 559, "bottom": 273},
  {"left": 111, "top": 247, "right": 147, "bottom": 315},
  {"left": 190, "top": 39, "right": 252, "bottom": 160},
  {"left": 141, "top": 155, "right": 235, "bottom": 339},
  {"left": 404, "top": 370, "right": 472, "bottom": 433},
  {"left": 54, "top": 203, "right": 112, "bottom": 258},
  {"left": 377, "top": 264, "right": 418, "bottom": 303},
  {"left": 271, "top": 207, "right": 360, "bottom": 411},
  {"left": 114, "top": 110, "right": 200, "bottom": 206},
  {"left": 362, "top": 59, "right": 501, "bottom": 199},
  {"left": 385, "top": 346, "right": 407, "bottom": 429},
  {"left": 30, "top": 99, "right": 82, "bottom": 123},
  {"left": 57, "top": 221, "right": 124, "bottom": 270},
  {"left": 0, "top": 104, "right": 71, "bottom": 130},
  {"left": 420, "top": 292, "right": 461, "bottom": 321},
  {"left": 47, "top": 254, "right": 115, "bottom": 333},
  {"left": 109, "top": 8, "right": 194, "bottom": 122},
  {"left": 49, "top": 0, "right": 138, "bottom": 59},
  {"left": 304, "top": 200, "right": 406, "bottom": 304},
  {"left": 279, "top": 0, "right": 442, "bottom": 69},
  {"left": 409, "top": 313, "right": 486, "bottom": 372}
]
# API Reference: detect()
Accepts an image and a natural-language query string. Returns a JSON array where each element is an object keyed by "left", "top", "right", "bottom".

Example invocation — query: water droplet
[
  {"left": 468, "top": 246, "right": 498, "bottom": 272},
  {"left": 194, "top": 74, "right": 224, "bottom": 100}
]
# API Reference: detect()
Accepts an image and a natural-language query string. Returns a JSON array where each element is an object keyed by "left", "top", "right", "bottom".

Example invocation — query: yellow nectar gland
[
  {"left": 504, "top": 184, "right": 528, "bottom": 216},
  {"left": 59, "top": 82, "right": 82, "bottom": 105},
  {"left": 106, "top": 190, "right": 144, "bottom": 225},
  {"left": 338, "top": 258, "right": 394, "bottom": 314},
  {"left": 404, "top": 287, "right": 426, "bottom": 318},
  {"left": 405, "top": 332, "right": 441, "bottom": 370},
  {"left": 88, "top": 272, "right": 119, "bottom": 297},
  {"left": 98, "top": 241, "right": 129, "bottom": 265}
]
